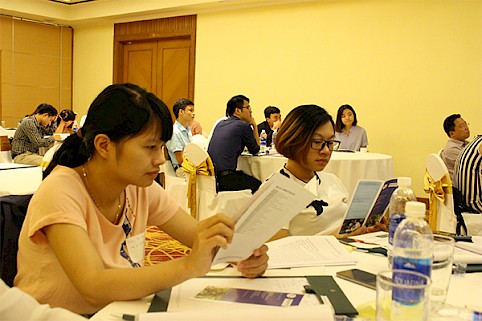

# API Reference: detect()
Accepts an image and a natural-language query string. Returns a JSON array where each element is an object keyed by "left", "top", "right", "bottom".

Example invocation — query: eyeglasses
[
  {"left": 242, "top": 105, "right": 252, "bottom": 111},
  {"left": 311, "top": 139, "right": 340, "bottom": 151}
]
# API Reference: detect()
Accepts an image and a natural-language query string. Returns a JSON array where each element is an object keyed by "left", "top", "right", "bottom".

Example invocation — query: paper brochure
[{"left": 212, "top": 173, "right": 315, "bottom": 265}]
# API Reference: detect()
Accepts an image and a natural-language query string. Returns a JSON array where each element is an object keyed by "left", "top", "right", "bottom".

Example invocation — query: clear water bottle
[
  {"left": 271, "top": 129, "right": 278, "bottom": 150},
  {"left": 388, "top": 177, "right": 416, "bottom": 245},
  {"left": 392, "top": 201, "right": 433, "bottom": 277},
  {"left": 260, "top": 129, "right": 267, "bottom": 152}
]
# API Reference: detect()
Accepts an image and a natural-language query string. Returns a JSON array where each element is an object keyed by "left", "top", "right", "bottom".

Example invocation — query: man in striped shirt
[
  {"left": 454, "top": 134, "right": 482, "bottom": 214},
  {"left": 11, "top": 104, "right": 58, "bottom": 166}
]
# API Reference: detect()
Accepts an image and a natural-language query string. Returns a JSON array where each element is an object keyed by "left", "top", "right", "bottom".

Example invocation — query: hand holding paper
[{"left": 212, "top": 173, "right": 316, "bottom": 266}]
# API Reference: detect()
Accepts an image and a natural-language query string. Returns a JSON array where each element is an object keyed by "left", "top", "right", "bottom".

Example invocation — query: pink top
[{"left": 14, "top": 166, "right": 179, "bottom": 314}]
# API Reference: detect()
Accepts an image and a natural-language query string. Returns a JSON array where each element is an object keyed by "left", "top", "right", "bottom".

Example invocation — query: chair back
[
  {"left": 182, "top": 143, "right": 216, "bottom": 219},
  {"left": 0, "top": 194, "right": 32, "bottom": 286},
  {"left": 424, "top": 153, "right": 456, "bottom": 233},
  {"left": 191, "top": 134, "right": 209, "bottom": 150}
]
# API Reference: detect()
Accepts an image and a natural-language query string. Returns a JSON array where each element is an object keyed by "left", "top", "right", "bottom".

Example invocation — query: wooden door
[
  {"left": 156, "top": 37, "right": 192, "bottom": 114},
  {"left": 122, "top": 41, "right": 158, "bottom": 92},
  {"left": 113, "top": 15, "right": 196, "bottom": 121}
]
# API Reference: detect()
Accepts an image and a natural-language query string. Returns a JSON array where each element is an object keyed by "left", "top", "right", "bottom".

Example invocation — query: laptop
[{"left": 338, "top": 179, "right": 397, "bottom": 235}]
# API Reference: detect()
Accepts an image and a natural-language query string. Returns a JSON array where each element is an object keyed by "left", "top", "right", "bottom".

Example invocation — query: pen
[{"left": 122, "top": 314, "right": 135, "bottom": 321}]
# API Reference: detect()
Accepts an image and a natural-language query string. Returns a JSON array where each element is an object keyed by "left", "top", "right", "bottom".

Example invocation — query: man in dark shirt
[
  {"left": 257, "top": 106, "right": 281, "bottom": 147},
  {"left": 208, "top": 95, "right": 261, "bottom": 193}
]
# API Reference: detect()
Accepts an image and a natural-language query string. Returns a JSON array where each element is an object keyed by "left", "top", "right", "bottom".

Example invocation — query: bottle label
[
  {"left": 392, "top": 257, "right": 431, "bottom": 306},
  {"left": 389, "top": 214, "right": 405, "bottom": 245}
]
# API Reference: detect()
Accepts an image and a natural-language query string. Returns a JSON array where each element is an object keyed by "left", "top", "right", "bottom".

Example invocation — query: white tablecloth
[
  {"left": 0, "top": 163, "right": 42, "bottom": 196},
  {"left": 91, "top": 249, "right": 482, "bottom": 320},
  {"left": 237, "top": 151, "right": 395, "bottom": 195}
]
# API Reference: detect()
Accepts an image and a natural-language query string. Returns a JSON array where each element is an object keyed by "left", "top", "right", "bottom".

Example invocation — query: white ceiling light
[{"left": 49, "top": 0, "right": 95, "bottom": 4}]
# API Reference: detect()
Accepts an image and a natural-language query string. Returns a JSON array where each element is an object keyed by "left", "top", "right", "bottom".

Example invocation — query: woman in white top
[
  {"left": 334, "top": 104, "right": 368, "bottom": 152},
  {"left": 270, "top": 105, "right": 384, "bottom": 240}
]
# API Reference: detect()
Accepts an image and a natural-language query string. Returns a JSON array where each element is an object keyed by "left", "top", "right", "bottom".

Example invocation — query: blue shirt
[
  {"left": 166, "top": 120, "right": 192, "bottom": 167},
  {"left": 208, "top": 116, "right": 260, "bottom": 173}
]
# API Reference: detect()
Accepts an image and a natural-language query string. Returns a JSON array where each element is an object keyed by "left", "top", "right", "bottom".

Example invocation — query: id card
[
  {"left": 126, "top": 231, "right": 146, "bottom": 263},
  {"left": 195, "top": 286, "right": 303, "bottom": 307}
]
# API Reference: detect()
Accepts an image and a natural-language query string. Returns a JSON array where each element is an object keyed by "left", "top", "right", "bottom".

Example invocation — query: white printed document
[
  {"left": 266, "top": 235, "right": 357, "bottom": 269},
  {"left": 137, "top": 277, "right": 335, "bottom": 321},
  {"left": 212, "top": 173, "right": 315, "bottom": 265}
]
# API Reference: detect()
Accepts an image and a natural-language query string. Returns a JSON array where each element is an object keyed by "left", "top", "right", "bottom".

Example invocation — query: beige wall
[{"left": 72, "top": 0, "right": 482, "bottom": 197}]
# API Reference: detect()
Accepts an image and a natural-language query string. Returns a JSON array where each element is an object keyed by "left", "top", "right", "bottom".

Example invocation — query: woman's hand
[
  {"left": 186, "top": 214, "right": 235, "bottom": 277},
  {"left": 236, "top": 244, "right": 269, "bottom": 278}
]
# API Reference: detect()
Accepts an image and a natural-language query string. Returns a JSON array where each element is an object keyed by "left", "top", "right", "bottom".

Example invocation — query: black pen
[{"left": 122, "top": 314, "right": 135, "bottom": 321}]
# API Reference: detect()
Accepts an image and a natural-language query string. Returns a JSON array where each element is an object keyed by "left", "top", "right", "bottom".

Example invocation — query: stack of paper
[{"left": 266, "top": 235, "right": 357, "bottom": 269}]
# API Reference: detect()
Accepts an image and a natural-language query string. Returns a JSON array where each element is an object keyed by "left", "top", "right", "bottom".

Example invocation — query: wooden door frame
[{"left": 113, "top": 15, "right": 196, "bottom": 100}]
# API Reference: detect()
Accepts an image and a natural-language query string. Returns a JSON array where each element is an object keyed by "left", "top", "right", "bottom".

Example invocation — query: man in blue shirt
[
  {"left": 208, "top": 95, "right": 261, "bottom": 193},
  {"left": 166, "top": 98, "right": 195, "bottom": 178}
]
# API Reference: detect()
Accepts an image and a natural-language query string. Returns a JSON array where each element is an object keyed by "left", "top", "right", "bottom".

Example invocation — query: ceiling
[{"left": 1, "top": 0, "right": 319, "bottom": 27}]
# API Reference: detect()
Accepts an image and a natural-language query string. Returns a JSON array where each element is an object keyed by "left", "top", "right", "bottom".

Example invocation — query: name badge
[{"left": 126, "top": 231, "right": 146, "bottom": 263}]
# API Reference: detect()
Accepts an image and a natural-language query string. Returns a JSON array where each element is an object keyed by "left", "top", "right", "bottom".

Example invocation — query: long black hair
[{"left": 44, "top": 83, "right": 173, "bottom": 178}]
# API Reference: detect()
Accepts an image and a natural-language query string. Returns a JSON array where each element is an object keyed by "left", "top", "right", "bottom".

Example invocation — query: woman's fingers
[{"left": 237, "top": 245, "right": 269, "bottom": 278}]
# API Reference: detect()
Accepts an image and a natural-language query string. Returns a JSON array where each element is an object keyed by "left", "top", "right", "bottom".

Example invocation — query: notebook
[{"left": 338, "top": 179, "right": 398, "bottom": 235}]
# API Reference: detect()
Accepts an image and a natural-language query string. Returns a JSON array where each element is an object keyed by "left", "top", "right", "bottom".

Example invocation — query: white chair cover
[
  {"left": 183, "top": 143, "right": 251, "bottom": 221},
  {"left": 424, "top": 153, "right": 457, "bottom": 233},
  {"left": 191, "top": 134, "right": 209, "bottom": 150},
  {"left": 162, "top": 160, "right": 188, "bottom": 213}
]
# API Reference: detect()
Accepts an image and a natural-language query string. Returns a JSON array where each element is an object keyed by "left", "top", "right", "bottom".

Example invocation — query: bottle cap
[
  {"left": 405, "top": 201, "right": 426, "bottom": 218},
  {"left": 397, "top": 177, "right": 411, "bottom": 187}
]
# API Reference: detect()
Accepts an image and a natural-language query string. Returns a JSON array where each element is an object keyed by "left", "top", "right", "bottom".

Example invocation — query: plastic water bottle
[
  {"left": 391, "top": 201, "right": 433, "bottom": 321},
  {"left": 388, "top": 177, "right": 416, "bottom": 267},
  {"left": 393, "top": 201, "right": 433, "bottom": 276},
  {"left": 271, "top": 129, "right": 278, "bottom": 150},
  {"left": 388, "top": 177, "right": 416, "bottom": 245},
  {"left": 260, "top": 129, "right": 267, "bottom": 152}
]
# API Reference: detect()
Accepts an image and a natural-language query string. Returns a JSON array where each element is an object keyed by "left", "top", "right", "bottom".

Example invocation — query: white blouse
[{"left": 279, "top": 168, "right": 349, "bottom": 236}]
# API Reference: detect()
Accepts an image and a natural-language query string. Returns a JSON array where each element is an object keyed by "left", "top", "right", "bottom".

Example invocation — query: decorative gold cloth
[
  {"left": 424, "top": 170, "right": 452, "bottom": 231},
  {"left": 182, "top": 155, "right": 215, "bottom": 219}
]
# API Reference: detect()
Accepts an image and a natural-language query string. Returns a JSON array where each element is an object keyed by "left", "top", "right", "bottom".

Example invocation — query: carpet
[{"left": 144, "top": 226, "right": 191, "bottom": 265}]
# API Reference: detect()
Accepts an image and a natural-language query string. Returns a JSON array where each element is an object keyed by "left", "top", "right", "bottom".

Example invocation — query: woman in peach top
[{"left": 14, "top": 83, "right": 268, "bottom": 315}]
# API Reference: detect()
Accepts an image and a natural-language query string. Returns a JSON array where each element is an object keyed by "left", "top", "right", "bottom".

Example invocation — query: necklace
[{"left": 82, "top": 166, "right": 124, "bottom": 224}]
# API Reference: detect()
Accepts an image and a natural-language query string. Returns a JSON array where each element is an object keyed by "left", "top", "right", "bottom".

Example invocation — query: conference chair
[
  {"left": 0, "top": 194, "right": 32, "bottom": 287},
  {"left": 191, "top": 134, "right": 209, "bottom": 150},
  {"left": 160, "top": 148, "right": 188, "bottom": 213},
  {"left": 424, "top": 153, "right": 482, "bottom": 236},
  {"left": 424, "top": 153, "right": 457, "bottom": 234},
  {"left": 182, "top": 143, "right": 250, "bottom": 221}
]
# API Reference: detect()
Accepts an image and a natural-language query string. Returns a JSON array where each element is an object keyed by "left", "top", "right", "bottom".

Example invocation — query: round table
[{"left": 237, "top": 151, "right": 394, "bottom": 195}]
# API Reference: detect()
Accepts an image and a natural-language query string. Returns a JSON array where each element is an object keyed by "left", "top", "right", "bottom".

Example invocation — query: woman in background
[
  {"left": 270, "top": 104, "right": 384, "bottom": 240},
  {"left": 15, "top": 83, "right": 268, "bottom": 315},
  {"left": 55, "top": 109, "right": 77, "bottom": 134},
  {"left": 334, "top": 104, "right": 368, "bottom": 151}
]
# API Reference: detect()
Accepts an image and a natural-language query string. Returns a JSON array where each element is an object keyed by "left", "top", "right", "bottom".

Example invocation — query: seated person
[
  {"left": 453, "top": 134, "right": 482, "bottom": 213},
  {"left": 257, "top": 106, "right": 281, "bottom": 147},
  {"left": 166, "top": 98, "right": 195, "bottom": 178},
  {"left": 14, "top": 84, "right": 268, "bottom": 316},
  {"left": 55, "top": 109, "right": 77, "bottom": 134},
  {"left": 269, "top": 104, "right": 386, "bottom": 240},
  {"left": 440, "top": 114, "right": 470, "bottom": 180},
  {"left": 11, "top": 103, "right": 58, "bottom": 166},
  {"left": 334, "top": 104, "right": 368, "bottom": 151},
  {"left": 208, "top": 95, "right": 261, "bottom": 193}
]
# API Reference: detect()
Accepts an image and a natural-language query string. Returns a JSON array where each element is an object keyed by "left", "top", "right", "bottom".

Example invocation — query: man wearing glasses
[{"left": 208, "top": 95, "right": 261, "bottom": 193}]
